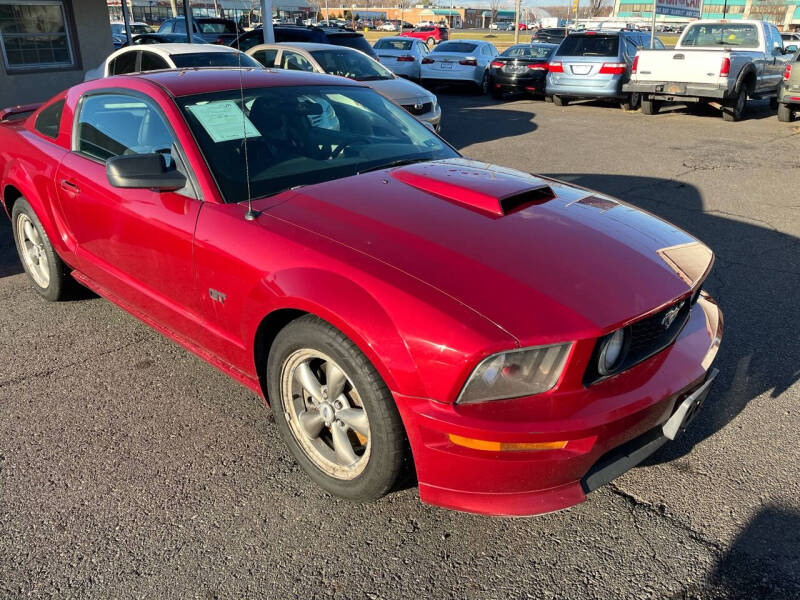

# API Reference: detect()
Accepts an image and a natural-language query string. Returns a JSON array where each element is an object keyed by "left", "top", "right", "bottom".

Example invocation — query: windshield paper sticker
[{"left": 186, "top": 100, "right": 261, "bottom": 143}]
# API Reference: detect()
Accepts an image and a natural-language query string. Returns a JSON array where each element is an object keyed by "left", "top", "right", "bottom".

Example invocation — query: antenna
[{"left": 237, "top": 46, "right": 259, "bottom": 221}]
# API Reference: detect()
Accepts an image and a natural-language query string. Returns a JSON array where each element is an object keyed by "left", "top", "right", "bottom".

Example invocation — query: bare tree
[
  {"left": 586, "top": 0, "right": 610, "bottom": 17},
  {"left": 489, "top": 0, "right": 503, "bottom": 24},
  {"left": 748, "top": 0, "right": 787, "bottom": 23}
]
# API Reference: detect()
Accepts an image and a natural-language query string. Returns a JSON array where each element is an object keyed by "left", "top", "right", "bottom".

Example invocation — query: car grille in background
[
  {"left": 583, "top": 295, "right": 695, "bottom": 386},
  {"left": 401, "top": 102, "right": 433, "bottom": 115}
]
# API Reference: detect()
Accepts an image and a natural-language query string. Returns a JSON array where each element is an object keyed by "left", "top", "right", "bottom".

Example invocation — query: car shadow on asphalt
[
  {"left": 0, "top": 215, "right": 23, "bottom": 278},
  {"left": 546, "top": 173, "right": 800, "bottom": 466},
  {"left": 436, "top": 88, "right": 538, "bottom": 149},
  {"left": 700, "top": 505, "right": 800, "bottom": 598}
]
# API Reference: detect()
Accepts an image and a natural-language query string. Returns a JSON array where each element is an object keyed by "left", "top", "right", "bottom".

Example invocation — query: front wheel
[
  {"left": 641, "top": 96, "right": 661, "bottom": 115},
  {"left": 777, "top": 102, "right": 795, "bottom": 122},
  {"left": 11, "top": 197, "right": 73, "bottom": 302},
  {"left": 723, "top": 87, "right": 746, "bottom": 122},
  {"left": 267, "top": 315, "right": 407, "bottom": 501}
]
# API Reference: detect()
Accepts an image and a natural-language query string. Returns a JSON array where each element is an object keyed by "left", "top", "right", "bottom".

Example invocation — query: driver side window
[{"left": 76, "top": 93, "right": 176, "bottom": 163}]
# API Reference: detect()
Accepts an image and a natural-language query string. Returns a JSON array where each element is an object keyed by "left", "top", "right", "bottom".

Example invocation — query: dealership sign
[{"left": 655, "top": 0, "right": 701, "bottom": 18}]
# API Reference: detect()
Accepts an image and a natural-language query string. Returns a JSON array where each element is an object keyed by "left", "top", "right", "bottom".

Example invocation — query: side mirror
[
  {"left": 786, "top": 44, "right": 798, "bottom": 54},
  {"left": 106, "top": 153, "right": 186, "bottom": 191}
]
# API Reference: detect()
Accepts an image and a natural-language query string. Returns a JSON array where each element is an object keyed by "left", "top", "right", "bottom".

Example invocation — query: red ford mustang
[{"left": 0, "top": 69, "right": 722, "bottom": 516}]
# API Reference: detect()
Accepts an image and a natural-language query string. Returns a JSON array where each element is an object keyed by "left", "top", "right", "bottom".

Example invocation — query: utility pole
[
  {"left": 120, "top": 0, "right": 133, "bottom": 45},
  {"left": 261, "top": 0, "right": 274, "bottom": 42},
  {"left": 513, "top": 0, "right": 521, "bottom": 43},
  {"left": 185, "top": 0, "right": 194, "bottom": 43}
]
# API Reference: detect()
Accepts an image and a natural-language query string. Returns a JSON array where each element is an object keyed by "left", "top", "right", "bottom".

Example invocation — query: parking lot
[{"left": 1, "top": 93, "right": 799, "bottom": 599}]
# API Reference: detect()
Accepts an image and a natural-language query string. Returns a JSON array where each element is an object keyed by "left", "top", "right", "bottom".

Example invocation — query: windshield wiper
[{"left": 357, "top": 157, "right": 430, "bottom": 175}]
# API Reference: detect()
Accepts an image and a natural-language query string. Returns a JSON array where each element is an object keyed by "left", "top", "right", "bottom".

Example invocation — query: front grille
[
  {"left": 583, "top": 296, "right": 694, "bottom": 386},
  {"left": 401, "top": 102, "right": 433, "bottom": 116}
]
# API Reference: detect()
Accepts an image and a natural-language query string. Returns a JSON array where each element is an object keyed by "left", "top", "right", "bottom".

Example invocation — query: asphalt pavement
[{"left": 1, "top": 92, "right": 798, "bottom": 599}]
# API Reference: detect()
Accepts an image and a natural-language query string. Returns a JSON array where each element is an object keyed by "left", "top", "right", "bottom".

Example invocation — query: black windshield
[{"left": 170, "top": 52, "right": 261, "bottom": 68}]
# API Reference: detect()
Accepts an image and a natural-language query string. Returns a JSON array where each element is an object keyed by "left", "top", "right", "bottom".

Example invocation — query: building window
[{"left": 0, "top": 0, "right": 75, "bottom": 71}]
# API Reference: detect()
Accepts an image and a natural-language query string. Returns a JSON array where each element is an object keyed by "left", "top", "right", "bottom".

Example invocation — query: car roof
[
  {"left": 134, "top": 67, "right": 362, "bottom": 97},
  {"left": 131, "top": 43, "right": 241, "bottom": 56}
]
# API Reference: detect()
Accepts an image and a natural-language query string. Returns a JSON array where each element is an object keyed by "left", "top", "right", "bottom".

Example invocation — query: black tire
[
  {"left": 10, "top": 197, "right": 72, "bottom": 302},
  {"left": 552, "top": 94, "right": 567, "bottom": 106},
  {"left": 777, "top": 102, "right": 794, "bottom": 122},
  {"left": 620, "top": 92, "right": 640, "bottom": 111},
  {"left": 490, "top": 80, "right": 503, "bottom": 100},
  {"left": 723, "top": 86, "right": 746, "bottom": 122},
  {"left": 479, "top": 71, "right": 489, "bottom": 95},
  {"left": 641, "top": 96, "right": 660, "bottom": 115},
  {"left": 544, "top": 95, "right": 554, "bottom": 103},
  {"left": 267, "top": 315, "right": 407, "bottom": 502}
]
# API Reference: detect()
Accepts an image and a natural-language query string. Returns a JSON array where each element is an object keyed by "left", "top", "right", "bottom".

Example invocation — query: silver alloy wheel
[
  {"left": 280, "top": 349, "right": 371, "bottom": 480},
  {"left": 16, "top": 213, "right": 50, "bottom": 288}
]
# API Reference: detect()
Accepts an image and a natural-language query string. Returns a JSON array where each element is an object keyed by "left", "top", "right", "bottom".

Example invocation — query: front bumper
[
  {"left": 623, "top": 80, "right": 731, "bottom": 101},
  {"left": 395, "top": 293, "right": 723, "bottom": 516}
]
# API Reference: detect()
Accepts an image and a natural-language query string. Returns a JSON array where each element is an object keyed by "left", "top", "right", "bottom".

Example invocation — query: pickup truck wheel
[
  {"left": 641, "top": 96, "right": 660, "bottom": 115},
  {"left": 777, "top": 102, "right": 795, "bottom": 122},
  {"left": 267, "top": 315, "right": 407, "bottom": 501},
  {"left": 723, "top": 87, "right": 746, "bottom": 122},
  {"left": 552, "top": 95, "right": 568, "bottom": 106},
  {"left": 11, "top": 197, "right": 72, "bottom": 302}
]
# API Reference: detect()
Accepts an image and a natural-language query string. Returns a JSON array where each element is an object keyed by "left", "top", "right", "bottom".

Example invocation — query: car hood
[
  {"left": 367, "top": 77, "right": 434, "bottom": 105},
  {"left": 267, "top": 159, "right": 712, "bottom": 344}
]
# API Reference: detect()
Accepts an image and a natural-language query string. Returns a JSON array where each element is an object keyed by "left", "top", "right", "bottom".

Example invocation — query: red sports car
[{"left": 0, "top": 69, "right": 722, "bottom": 516}]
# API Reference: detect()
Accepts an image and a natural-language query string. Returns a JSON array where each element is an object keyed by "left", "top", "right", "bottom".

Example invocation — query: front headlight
[{"left": 457, "top": 343, "right": 573, "bottom": 404}]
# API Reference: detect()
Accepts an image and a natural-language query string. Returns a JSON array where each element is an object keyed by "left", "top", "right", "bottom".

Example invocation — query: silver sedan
[
  {"left": 246, "top": 42, "right": 441, "bottom": 132},
  {"left": 372, "top": 36, "right": 430, "bottom": 81},
  {"left": 420, "top": 39, "right": 499, "bottom": 93}
]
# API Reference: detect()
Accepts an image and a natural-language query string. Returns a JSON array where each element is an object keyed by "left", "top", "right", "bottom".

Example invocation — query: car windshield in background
[
  {"left": 170, "top": 52, "right": 261, "bottom": 68},
  {"left": 433, "top": 42, "right": 477, "bottom": 53},
  {"left": 374, "top": 38, "right": 414, "bottom": 50},
  {"left": 327, "top": 34, "right": 376, "bottom": 56},
  {"left": 556, "top": 35, "right": 619, "bottom": 57},
  {"left": 197, "top": 21, "right": 237, "bottom": 34},
  {"left": 311, "top": 49, "right": 393, "bottom": 81},
  {"left": 502, "top": 45, "right": 553, "bottom": 59},
  {"left": 177, "top": 85, "right": 456, "bottom": 203},
  {"left": 680, "top": 23, "right": 759, "bottom": 48}
]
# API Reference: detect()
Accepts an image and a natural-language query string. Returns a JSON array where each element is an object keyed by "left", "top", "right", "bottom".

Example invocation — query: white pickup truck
[{"left": 623, "top": 20, "right": 792, "bottom": 121}]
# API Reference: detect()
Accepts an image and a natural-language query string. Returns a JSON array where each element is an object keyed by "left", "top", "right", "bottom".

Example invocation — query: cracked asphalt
[{"left": 1, "top": 93, "right": 799, "bottom": 599}]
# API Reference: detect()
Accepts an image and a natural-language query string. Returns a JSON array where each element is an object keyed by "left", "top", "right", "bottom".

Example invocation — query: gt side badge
[{"left": 209, "top": 288, "right": 227, "bottom": 304}]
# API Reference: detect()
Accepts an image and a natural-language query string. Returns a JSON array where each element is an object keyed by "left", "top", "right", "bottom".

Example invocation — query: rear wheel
[
  {"left": 479, "top": 71, "right": 489, "bottom": 95},
  {"left": 620, "top": 92, "right": 640, "bottom": 111},
  {"left": 641, "top": 96, "right": 661, "bottom": 115},
  {"left": 267, "top": 315, "right": 407, "bottom": 501},
  {"left": 552, "top": 94, "right": 567, "bottom": 106},
  {"left": 777, "top": 102, "right": 795, "bottom": 122},
  {"left": 723, "top": 86, "right": 746, "bottom": 122},
  {"left": 11, "top": 197, "right": 72, "bottom": 302}
]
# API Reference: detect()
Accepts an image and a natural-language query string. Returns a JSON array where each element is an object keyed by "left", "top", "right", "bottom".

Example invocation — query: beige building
[{"left": 0, "top": 0, "right": 114, "bottom": 108}]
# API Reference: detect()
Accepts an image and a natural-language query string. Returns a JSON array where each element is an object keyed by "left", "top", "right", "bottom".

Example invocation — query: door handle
[{"left": 59, "top": 179, "right": 80, "bottom": 194}]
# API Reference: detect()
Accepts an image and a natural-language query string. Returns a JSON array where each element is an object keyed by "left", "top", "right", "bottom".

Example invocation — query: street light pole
[{"left": 120, "top": 0, "right": 133, "bottom": 45}]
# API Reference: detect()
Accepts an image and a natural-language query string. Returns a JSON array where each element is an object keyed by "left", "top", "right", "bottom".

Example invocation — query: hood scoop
[{"left": 390, "top": 160, "right": 555, "bottom": 218}]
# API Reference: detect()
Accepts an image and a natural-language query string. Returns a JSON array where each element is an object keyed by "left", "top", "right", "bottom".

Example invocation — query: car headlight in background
[
  {"left": 597, "top": 328, "right": 628, "bottom": 376},
  {"left": 457, "top": 343, "right": 573, "bottom": 404}
]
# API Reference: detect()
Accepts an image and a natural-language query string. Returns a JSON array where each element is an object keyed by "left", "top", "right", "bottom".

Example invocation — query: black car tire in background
[
  {"left": 552, "top": 95, "right": 568, "bottom": 106},
  {"left": 777, "top": 102, "right": 795, "bottom": 122},
  {"left": 620, "top": 92, "right": 640, "bottom": 111},
  {"left": 641, "top": 96, "right": 661, "bottom": 115}
]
